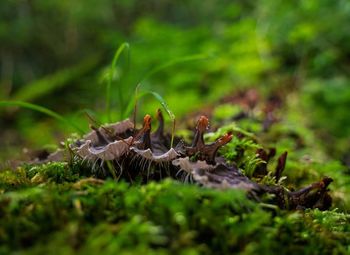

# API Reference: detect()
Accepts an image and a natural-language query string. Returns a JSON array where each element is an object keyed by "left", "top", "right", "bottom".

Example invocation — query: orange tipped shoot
[
  {"left": 222, "top": 133, "right": 233, "bottom": 143},
  {"left": 216, "top": 133, "right": 233, "bottom": 146},
  {"left": 143, "top": 114, "right": 152, "bottom": 131},
  {"left": 197, "top": 115, "right": 209, "bottom": 131}
]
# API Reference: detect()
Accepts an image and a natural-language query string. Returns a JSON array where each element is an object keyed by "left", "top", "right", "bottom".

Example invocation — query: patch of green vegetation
[
  {"left": 0, "top": 161, "right": 92, "bottom": 192},
  {"left": 212, "top": 104, "right": 243, "bottom": 122},
  {"left": 0, "top": 168, "right": 29, "bottom": 192},
  {"left": 0, "top": 175, "right": 349, "bottom": 255}
]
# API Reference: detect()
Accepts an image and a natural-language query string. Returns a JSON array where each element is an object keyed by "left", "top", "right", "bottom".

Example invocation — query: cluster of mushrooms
[{"left": 69, "top": 109, "right": 333, "bottom": 211}]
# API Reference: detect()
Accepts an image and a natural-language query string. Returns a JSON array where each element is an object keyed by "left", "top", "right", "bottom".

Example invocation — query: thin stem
[
  {"left": 170, "top": 118, "right": 176, "bottom": 148},
  {"left": 106, "top": 42, "right": 129, "bottom": 122}
]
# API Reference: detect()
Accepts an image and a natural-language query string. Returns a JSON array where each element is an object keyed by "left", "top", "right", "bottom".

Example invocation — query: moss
[
  {"left": 0, "top": 168, "right": 31, "bottom": 191},
  {"left": 0, "top": 178, "right": 349, "bottom": 254}
]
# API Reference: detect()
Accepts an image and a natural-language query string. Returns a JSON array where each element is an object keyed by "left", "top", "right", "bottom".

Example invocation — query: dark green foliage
[{"left": 301, "top": 78, "right": 350, "bottom": 156}]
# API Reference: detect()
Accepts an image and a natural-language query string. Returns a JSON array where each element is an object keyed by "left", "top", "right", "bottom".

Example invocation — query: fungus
[{"left": 40, "top": 110, "right": 333, "bottom": 211}]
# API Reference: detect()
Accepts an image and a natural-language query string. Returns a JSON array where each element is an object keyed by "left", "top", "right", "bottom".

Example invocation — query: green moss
[
  {"left": 26, "top": 162, "right": 78, "bottom": 184},
  {"left": 0, "top": 178, "right": 349, "bottom": 254},
  {"left": 0, "top": 168, "right": 30, "bottom": 191}
]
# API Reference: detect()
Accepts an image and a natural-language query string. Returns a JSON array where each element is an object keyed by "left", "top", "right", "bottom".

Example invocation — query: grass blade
[
  {"left": 147, "top": 91, "right": 175, "bottom": 121},
  {"left": 138, "top": 53, "right": 210, "bottom": 84},
  {"left": 0, "top": 100, "right": 84, "bottom": 134},
  {"left": 106, "top": 42, "right": 130, "bottom": 122},
  {"left": 147, "top": 91, "right": 176, "bottom": 148},
  {"left": 122, "top": 52, "right": 210, "bottom": 145},
  {"left": 12, "top": 54, "right": 101, "bottom": 102},
  {"left": 123, "top": 53, "right": 210, "bottom": 119}
]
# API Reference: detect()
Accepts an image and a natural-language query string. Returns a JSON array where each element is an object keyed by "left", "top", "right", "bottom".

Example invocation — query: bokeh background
[{"left": 1, "top": 0, "right": 350, "bottom": 165}]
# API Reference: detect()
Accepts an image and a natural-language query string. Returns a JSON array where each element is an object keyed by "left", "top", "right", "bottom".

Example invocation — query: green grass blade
[
  {"left": 124, "top": 89, "right": 147, "bottom": 122},
  {"left": 138, "top": 53, "right": 210, "bottom": 84},
  {"left": 147, "top": 91, "right": 175, "bottom": 121},
  {"left": 148, "top": 91, "right": 176, "bottom": 148},
  {"left": 106, "top": 42, "right": 130, "bottom": 122},
  {"left": 123, "top": 53, "right": 210, "bottom": 119},
  {"left": 132, "top": 84, "right": 141, "bottom": 128},
  {"left": 12, "top": 54, "right": 101, "bottom": 102},
  {"left": 0, "top": 101, "right": 84, "bottom": 134},
  {"left": 122, "top": 52, "right": 210, "bottom": 144}
]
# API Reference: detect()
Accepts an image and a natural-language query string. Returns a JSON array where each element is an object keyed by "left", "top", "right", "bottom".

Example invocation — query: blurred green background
[{"left": 1, "top": 0, "right": 350, "bottom": 164}]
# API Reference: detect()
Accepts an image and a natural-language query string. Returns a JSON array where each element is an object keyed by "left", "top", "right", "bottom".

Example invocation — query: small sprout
[
  {"left": 267, "top": 148, "right": 276, "bottom": 161},
  {"left": 154, "top": 108, "right": 165, "bottom": 138},
  {"left": 137, "top": 114, "right": 152, "bottom": 150},
  {"left": 192, "top": 115, "right": 209, "bottom": 148},
  {"left": 275, "top": 151, "right": 288, "bottom": 182},
  {"left": 254, "top": 148, "right": 268, "bottom": 176}
]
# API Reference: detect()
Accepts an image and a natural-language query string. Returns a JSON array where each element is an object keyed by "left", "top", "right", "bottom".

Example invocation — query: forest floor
[{"left": 0, "top": 88, "right": 349, "bottom": 255}]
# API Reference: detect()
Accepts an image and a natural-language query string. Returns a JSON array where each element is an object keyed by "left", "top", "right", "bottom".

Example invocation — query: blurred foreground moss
[{"left": 0, "top": 162, "right": 349, "bottom": 254}]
